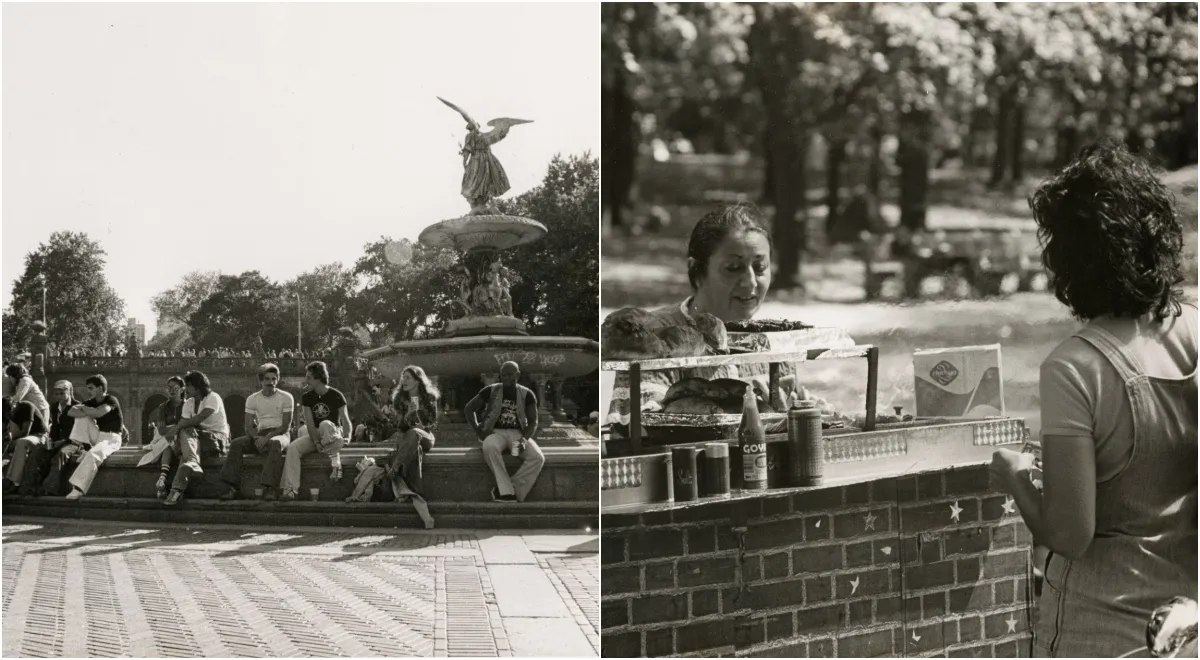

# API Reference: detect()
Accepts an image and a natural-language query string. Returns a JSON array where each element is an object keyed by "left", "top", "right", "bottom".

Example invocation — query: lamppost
[
  {"left": 37, "top": 273, "right": 46, "bottom": 325},
  {"left": 294, "top": 293, "right": 302, "bottom": 354}
]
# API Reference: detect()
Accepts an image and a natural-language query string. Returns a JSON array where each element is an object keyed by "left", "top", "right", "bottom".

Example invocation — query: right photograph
[{"left": 600, "top": 3, "right": 1198, "bottom": 659}]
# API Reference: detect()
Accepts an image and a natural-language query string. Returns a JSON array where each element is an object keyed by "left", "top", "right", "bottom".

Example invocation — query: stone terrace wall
[{"left": 600, "top": 463, "right": 1035, "bottom": 658}]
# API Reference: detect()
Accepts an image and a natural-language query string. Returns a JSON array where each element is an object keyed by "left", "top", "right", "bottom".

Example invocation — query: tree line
[
  {"left": 3, "top": 155, "right": 599, "bottom": 360},
  {"left": 603, "top": 2, "right": 1198, "bottom": 289}
]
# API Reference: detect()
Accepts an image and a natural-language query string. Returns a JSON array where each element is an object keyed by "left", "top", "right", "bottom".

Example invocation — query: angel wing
[
  {"left": 438, "top": 97, "right": 478, "bottom": 128},
  {"left": 487, "top": 118, "right": 534, "bottom": 130}
]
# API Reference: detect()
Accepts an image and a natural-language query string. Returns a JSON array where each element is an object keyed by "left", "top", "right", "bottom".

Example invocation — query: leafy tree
[
  {"left": 1, "top": 231, "right": 125, "bottom": 358},
  {"left": 186, "top": 271, "right": 291, "bottom": 351},
  {"left": 284, "top": 263, "right": 358, "bottom": 351},
  {"left": 350, "top": 239, "right": 461, "bottom": 344},
  {"left": 148, "top": 270, "right": 221, "bottom": 350},
  {"left": 500, "top": 153, "right": 600, "bottom": 340}
]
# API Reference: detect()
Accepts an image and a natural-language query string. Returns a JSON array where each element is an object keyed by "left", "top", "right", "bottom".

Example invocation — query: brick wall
[{"left": 601, "top": 464, "right": 1035, "bottom": 658}]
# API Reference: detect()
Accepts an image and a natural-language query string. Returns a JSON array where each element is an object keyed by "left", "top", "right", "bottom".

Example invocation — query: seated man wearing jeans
[
  {"left": 64, "top": 374, "right": 125, "bottom": 500},
  {"left": 219, "top": 363, "right": 293, "bottom": 501},
  {"left": 279, "top": 361, "right": 351, "bottom": 501},
  {"left": 464, "top": 361, "right": 545, "bottom": 503},
  {"left": 162, "top": 371, "right": 229, "bottom": 506},
  {"left": 1, "top": 396, "right": 49, "bottom": 495}
]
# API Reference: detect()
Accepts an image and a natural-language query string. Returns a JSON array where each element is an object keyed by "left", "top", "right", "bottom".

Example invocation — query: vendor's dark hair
[
  {"left": 85, "top": 374, "right": 108, "bottom": 391},
  {"left": 1029, "top": 141, "right": 1184, "bottom": 322},
  {"left": 4, "top": 364, "right": 28, "bottom": 380},
  {"left": 183, "top": 371, "right": 211, "bottom": 398},
  {"left": 686, "top": 204, "right": 771, "bottom": 290}
]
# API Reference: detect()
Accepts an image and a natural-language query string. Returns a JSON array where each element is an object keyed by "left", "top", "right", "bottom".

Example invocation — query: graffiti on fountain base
[{"left": 492, "top": 351, "right": 566, "bottom": 368}]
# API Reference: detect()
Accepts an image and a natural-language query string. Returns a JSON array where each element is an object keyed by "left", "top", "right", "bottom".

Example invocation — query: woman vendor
[{"left": 605, "top": 204, "right": 837, "bottom": 438}]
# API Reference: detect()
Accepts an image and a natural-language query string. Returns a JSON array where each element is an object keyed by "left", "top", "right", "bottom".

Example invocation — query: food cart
[{"left": 600, "top": 334, "right": 1027, "bottom": 513}]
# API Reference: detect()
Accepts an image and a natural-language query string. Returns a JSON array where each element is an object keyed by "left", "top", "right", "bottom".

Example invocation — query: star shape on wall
[
  {"left": 949, "top": 500, "right": 963, "bottom": 523},
  {"left": 849, "top": 575, "right": 861, "bottom": 595},
  {"left": 1006, "top": 616, "right": 1018, "bottom": 634},
  {"left": 1002, "top": 497, "right": 1016, "bottom": 515},
  {"left": 863, "top": 511, "right": 878, "bottom": 531}
]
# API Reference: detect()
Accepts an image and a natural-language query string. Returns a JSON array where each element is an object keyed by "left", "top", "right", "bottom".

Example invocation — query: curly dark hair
[{"left": 1029, "top": 141, "right": 1185, "bottom": 322}]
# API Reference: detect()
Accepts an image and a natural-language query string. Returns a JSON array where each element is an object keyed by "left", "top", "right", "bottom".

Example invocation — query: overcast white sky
[{"left": 3, "top": 2, "right": 599, "bottom": 339}]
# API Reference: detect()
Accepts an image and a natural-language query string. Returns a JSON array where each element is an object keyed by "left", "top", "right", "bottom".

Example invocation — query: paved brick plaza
[{"left": 2, "top": 518, "right": 598, "bottom": 658}]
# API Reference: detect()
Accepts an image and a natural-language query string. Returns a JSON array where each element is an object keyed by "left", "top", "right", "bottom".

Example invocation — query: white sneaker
[{"left": 65, "top": 489, "right": 83, "bottom": 500}]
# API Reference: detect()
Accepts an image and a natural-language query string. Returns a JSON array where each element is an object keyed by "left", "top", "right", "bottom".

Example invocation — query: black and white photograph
[
  {"left": 2, "top": 3, "right": 600, "bottom": 658},
  {"left": 600, "top": 3, "right": 1196, "bottom": 658}
]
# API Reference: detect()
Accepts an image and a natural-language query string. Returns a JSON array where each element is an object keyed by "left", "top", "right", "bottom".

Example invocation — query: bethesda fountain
[{"left": 360, "top": 98, "right": 599, "bottom": 446}]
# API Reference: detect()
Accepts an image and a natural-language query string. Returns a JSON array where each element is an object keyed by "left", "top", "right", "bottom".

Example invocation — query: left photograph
[{"left": 2, "top": 3, "right": 600, "bottom": 658}]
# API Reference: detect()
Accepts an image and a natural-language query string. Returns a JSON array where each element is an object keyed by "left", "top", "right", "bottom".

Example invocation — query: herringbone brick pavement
[{"left": 2, "top": 520, "right": 595, "bottom": 658}]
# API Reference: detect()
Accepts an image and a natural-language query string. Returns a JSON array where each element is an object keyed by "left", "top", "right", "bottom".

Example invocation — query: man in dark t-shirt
[
  {"left": 279, "top": 361, "right": 352, "bottom": 501},
  {"left": 64, "top": 374, "right": 124, "bottom": 499},
  {"left": 38, "top": 381, "right": 82, "bottom": 496},
  {"left": 464, "top": 361, "right": 544, "bottom": 503},
  {"left": 2, "top": 399, "right": 49, "bottom": 495}
]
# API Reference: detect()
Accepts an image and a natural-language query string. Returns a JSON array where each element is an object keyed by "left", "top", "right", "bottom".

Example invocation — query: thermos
[
  {"left": 739, "top": 385, "right": 768, "bottom": 491},
  {"left": 788, "top": 400, "right": 824, "bottom": 487},
  {"left": 704, "top": 442, "right": 731, "bottom": 498},
  {"left": 671, "top": 446, "right": 700, "bottom": 502}
]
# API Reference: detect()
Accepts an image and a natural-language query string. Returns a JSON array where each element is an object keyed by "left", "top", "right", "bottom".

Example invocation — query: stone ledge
[
  {"left": 58, "top": 445, "right": 598, "bottom": 504},
  {"left": 3, "top": 496, "right": 598, "bottom": 530},
  {"left": 101, "top": 444, "right": 598, "bottom": 469}
]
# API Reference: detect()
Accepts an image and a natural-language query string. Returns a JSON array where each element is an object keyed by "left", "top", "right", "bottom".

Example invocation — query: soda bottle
[{"left": 739, "top": 384, "right": 768, "bottom": 491}]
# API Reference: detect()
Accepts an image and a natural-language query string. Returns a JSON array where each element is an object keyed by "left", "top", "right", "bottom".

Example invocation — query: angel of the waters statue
[{"left": 438, "top": 97, "right": 532, "bottom": 215}]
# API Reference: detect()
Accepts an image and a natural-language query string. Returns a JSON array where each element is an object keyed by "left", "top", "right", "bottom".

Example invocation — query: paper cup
[
  {"left": 309, "top": 488, "right": 320, "bottom": 502},
  {"left": 254, "top": 488, "right": 263, "bottom": 498}
]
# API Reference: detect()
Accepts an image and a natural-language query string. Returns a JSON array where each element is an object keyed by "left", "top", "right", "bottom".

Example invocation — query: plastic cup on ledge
[
  {"left": 254, "top": 488, "right": 263, "bottom": 498},
  {"left": 309, "top": 488, "right": 320, "bottom": 502}
]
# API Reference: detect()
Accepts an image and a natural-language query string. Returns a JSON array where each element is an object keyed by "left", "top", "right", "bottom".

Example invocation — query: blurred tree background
[{"left": 602, "top": 2, "right": 1198, "bottom": 290}]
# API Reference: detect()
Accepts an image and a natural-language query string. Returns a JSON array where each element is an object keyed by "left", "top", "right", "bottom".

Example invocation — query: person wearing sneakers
[
  {"left": 63, "top": 375, "right": 124, "bottom": 500},
  {"left": 147, "top": 376, "right": 185, "bottom": 499},
  {"left": 279, "top": 361, "right": 351, "bottom": 501},
  {"left": 2, "top": 396, "right": 50, "bottom": 496},
  {"left": 37, "top": 381, "right": 82, "bottom": 496},
  {"left": 464, "top": 361, "right": 545, "bottom": 503},
  {"left": 162, "top": 371, "right": 229, "bottom": 506},
  {"left": 218, "top": 363, "right": 293, "bottom": 501}
]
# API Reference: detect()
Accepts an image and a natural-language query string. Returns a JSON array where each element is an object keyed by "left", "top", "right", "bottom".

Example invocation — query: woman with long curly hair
[
  {"left": 989, "top": 142, "right": 1197, "bottom": 657},
  {"left": 388, "top": 365, "right": 439, "bottom": 529}
]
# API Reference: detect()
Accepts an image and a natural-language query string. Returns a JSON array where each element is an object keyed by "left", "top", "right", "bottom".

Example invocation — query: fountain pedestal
[{"left": 362, "top": 207, "right": 598, "bottom": 448}]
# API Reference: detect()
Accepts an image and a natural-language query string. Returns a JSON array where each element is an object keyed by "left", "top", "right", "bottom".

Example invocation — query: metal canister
[
  {"left": 671, "top": 446, "right": 700, "bottom": 502},
  {"left": 703, "top": 442, "right": 731, "bottom": 498},
  {"left": 788, "top": 400, "right": 824, "bottom": 487}
]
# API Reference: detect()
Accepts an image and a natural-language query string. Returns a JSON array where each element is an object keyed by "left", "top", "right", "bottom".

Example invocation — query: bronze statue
[{"left": 438, "top": 97, "right": 532, "bottom": 215}]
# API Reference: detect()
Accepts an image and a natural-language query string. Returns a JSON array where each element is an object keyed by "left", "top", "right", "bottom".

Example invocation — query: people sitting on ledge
[
  {"left": 2, "top": 392, "right": 50, "bottom": 495},
  {"left": 464, "top": 361, "right": 545, "bottom": 503},
  {"left": 146, "top": 376, "right": 185, "bottom": 499},
  {"left": 37, "top": 381, "right": 81, "bottom": 496},
  {"left": 279, "top": 361, "right": 351, "bottom": 501},
  {"left": 383, "top": 365, "right": 439, "bottom": 528},
  {"left": 63, "top": 375, "right": 125, "bottom": 500},
  {"left": 161, "top": 371, "right": 229, "bottom": 506},
  {"left": 219, "top": 363, "right": 293, "bottom": 501}
]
